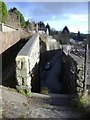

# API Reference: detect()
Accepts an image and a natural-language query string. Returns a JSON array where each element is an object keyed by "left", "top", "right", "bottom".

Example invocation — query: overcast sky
[{"left": 5, "top": 2, "right": 88, "bottom": 34}]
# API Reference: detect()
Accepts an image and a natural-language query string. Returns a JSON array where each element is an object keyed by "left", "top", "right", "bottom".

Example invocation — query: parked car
[{"left": 43, "top": 62, "right": 51, "bottom": 70}]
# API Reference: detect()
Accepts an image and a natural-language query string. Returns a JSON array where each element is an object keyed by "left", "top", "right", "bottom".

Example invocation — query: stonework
[
  {"left": 62, "top": 52, "right": 85, "bottom": 95},
  {"left": 16, "top": 33, "right": 39, "bottom": 95},
  {"left": 86, "top": 46, "right": 90, "bottom": 93},
  {"left": 40, "top": 34, "right": 60, "bottom": 51},
  {"left": 76, "top": 64, "right": 84, "bottom": 95}
]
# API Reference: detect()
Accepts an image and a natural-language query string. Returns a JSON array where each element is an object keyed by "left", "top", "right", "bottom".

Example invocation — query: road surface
[{"left": 41, "top": 51, "right": 62, "bottom": 94}]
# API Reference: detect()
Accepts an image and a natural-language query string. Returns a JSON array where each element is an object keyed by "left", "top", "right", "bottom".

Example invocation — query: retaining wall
[
  {"left": 0, "top": 30, "right": 20, "bottom": 54},
  {"left": 63, "top": 52, "right": 85, "bottom": 95},
  {"left": 0, "top": 23, "right": 18, "bottom": 32}
]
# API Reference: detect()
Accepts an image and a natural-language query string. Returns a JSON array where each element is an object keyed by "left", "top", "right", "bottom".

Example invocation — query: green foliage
[
  {"left": 20, "top": 13, "right": 25, "bottom": 27},
  {"left": 62, "top": 26, "right": 69, "bottom": 34},
  {"left": 25, "top": 20, "right": 30, "bottom": 28},
  {"left": 51, "top": 29, "right": 62, "bottom": 43},
  {"left": 38, "top": 21, "right": 45, "bottom": 29},
  {"left": 0, "top": 1, "right": 8, "bottom": 23},
  {"left": 61, "top": 26, "right": 70, "bottom": 44},
  {"left": 71, "top": 95, "right": 89, "bottom": 110},
  {"left": 70, "top": 32, "right": 86, "bottom": 42},
  {"left": 18, "top": 88, "right": 31, "bottom": 97},
  {"left": 46, "top": 23, "right": 50, "bottom": 35},
  {"left": 70, "top": 32, "right": 77, "bottom": 40}
]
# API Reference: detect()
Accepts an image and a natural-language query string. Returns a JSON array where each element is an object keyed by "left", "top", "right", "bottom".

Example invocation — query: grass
[
  {"left": 18, "top": 88, "right": 32, "bottom": 97},
  {"left": 71, "top": 94, "right": 90, "bottom": 119}
]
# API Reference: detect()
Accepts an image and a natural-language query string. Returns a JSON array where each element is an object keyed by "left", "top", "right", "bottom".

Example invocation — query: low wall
[
  {"left": 20, "top": 29, "right": 33, "bottom": 39},
  {"left": 0, "top": 30, "right": 20, "bottom": 54},
  {"left": 40, "top": 34, "right": 60, "bottom": 51},
  {"left": 0, "top": 23, "right": 18, "bottom": 32},
  {"left": 16, "top": 33, "right": 39, "bottom": 94},
  {"left": 86, "top": 46, "right": 90, "bottom": 93},
  {"left": 62, "top": 52, "right": 85, "bottom": 95}
]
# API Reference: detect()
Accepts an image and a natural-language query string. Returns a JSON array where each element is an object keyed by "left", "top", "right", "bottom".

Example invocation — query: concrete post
[{"left": 2, "top": 23, "right": 4, "bottom": 32}]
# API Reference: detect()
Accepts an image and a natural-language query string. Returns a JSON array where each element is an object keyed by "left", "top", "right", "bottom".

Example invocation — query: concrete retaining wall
[
  {"left": 0, "top": 23, "right": 18, "bottom": 32},
  {"left": 0, "top": 30, "right": 20, "bottom": 54},
  {"left": 16, "top": 33, "right": 39, "bottom": 94}
]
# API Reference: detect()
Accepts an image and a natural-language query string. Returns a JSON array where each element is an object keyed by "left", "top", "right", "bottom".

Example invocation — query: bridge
[
  {"left": 15, "top": 33, "right": 60, "bottom": 94},
  {"left": 1, "top": 23, "right": 90, "bottom": 96},
  {"left": 1, "top": 23, "right": 60, "bottom": 94}
]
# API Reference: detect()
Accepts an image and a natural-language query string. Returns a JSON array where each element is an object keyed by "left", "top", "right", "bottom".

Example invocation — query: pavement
[
  {"left": 40, "top": 51, "right": 62, "bottom": 94},
  {"left": 0, "top": 85, "right": 83, "bottom": 119},
  {"left": 46, "top": 60, "right": 62, "bottom": 94}
]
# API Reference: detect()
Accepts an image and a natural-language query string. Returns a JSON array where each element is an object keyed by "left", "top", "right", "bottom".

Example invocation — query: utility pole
[
  {"left": 84, "top": 44, "right": 88, "bottom": 91},
  {"left": 84, "top": 35, "right": 90, "bottom": 95}
]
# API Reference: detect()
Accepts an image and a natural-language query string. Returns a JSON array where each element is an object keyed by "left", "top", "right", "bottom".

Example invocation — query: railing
[{"left": 0, "top": 22, "right": 18, "bottom": 32}]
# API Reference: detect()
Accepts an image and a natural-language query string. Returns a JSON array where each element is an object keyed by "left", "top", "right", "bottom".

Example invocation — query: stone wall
[
  {"left": 76, "top": 64, "right": 84, "bottom": 95},
  {"left": 62, "top": 52, "right": 85, "bottom": 95},
  {"left": 86, "top": 46, "right": 90, "bottom": 93},
  {"left": 40, "top": 34, "right": 60, "bottom": 51},
  {"left": 0, "top": 30, "right": 20, "bottom": 54},
  {"left": 61, "top": 54, "right": 77, "bottom": 94},
  {"left": 16, "top": 33, "right": 39, "bottom": 95},
  {"left": 20, "top": 29, "right": 33, "bottom": 39}
]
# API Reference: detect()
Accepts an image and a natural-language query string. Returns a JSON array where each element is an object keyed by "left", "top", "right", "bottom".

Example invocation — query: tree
[
  {"left": 38, "top": 21, "right": 45, "bottom": 30},
  {"left": 46, "top": 23, "right": 50, "bottom": 35},
  {"left": 24, "top": 20, "right": 32, "bottom": 31},
  {"left": 77, "top": 31, "right": 84, "bottom": 41},
  {"left": 25, "top": 20, "right": 30, "bottom": 28},
  {"left": 0, "top": 1, "right": 8, "bottom": 23},
  {"left": 62, "top": 26, "right": 69, "bottom": 34},
  {"left": 20, "top": 13, "right": 25, "bottom": 27},
  {"left": 61, "top": 26, "right": 70, "bottom": 44},
  {"left": 50, "top": 28, "right": 62, "bottom": 43},
  {"left": 77, "top": 31, "right": 81, "bottom": 41},
  {"left": 8, "top": 7, "right": 25, "bottom": 28}
]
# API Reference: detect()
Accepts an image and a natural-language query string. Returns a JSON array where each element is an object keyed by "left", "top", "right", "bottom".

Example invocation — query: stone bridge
[
  {"left": 15, "top": 33, "right": 60, "bottom": 94},
  {"left": 1, "top": 25, "right": 89, "bottom": 96}
]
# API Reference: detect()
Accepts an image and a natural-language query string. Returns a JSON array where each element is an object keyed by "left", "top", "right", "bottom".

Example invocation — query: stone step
[{"left": 30, "top": 93, "right": 73, "bottom": 107}]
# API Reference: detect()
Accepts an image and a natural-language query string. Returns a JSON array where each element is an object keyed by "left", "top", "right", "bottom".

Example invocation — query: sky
[{"left": 5, "top": 2, "right": 88, "bottom": 34}]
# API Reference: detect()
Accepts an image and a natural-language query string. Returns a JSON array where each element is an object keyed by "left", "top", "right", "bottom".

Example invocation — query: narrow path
[
  {"left": 46, "top": 60, "right": 62, "bottom": 93},
  {"left": 41, "top": 51, "right": 63, "bottom": 94},
  {"left": 1, "top": 86, "right": 83, "bottom": 119}
]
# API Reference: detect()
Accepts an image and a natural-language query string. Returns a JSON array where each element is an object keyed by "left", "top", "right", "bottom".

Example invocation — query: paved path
[
  {"left": 46, "top": 60, "right": 62, "bottom": 93},
  {"left": 41, "top": 51, "right": 62, "bottom": 94},
  {"left": 0, "top": 86, "right": 83, "bottom": 119}
]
